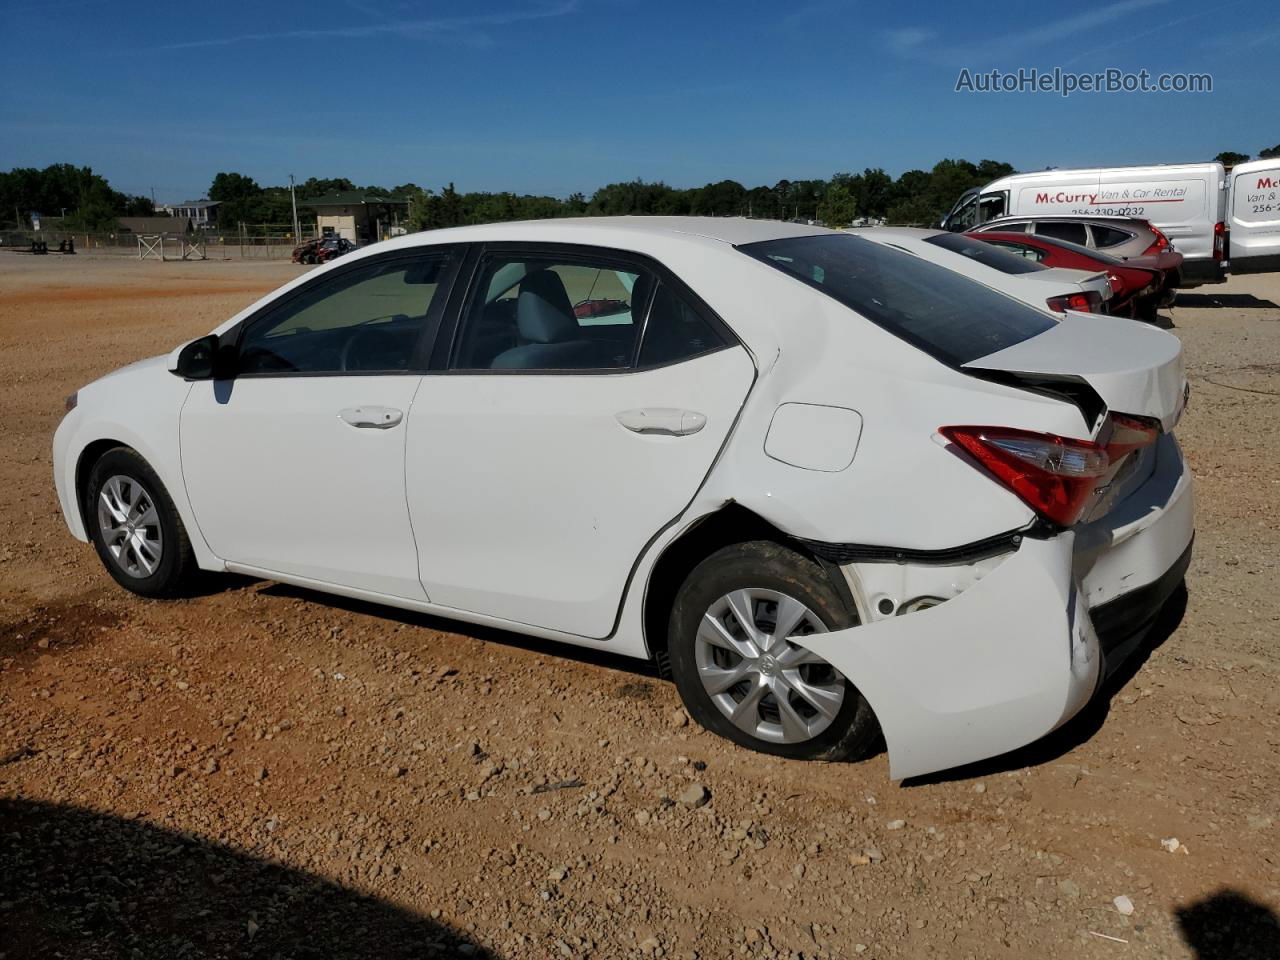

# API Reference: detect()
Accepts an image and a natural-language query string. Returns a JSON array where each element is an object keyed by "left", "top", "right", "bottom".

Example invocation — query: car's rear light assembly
[
  {"left": 1143, "top": 226, "right": 1171, "bottom": 255},
  {"left": 1102, "top": 412, "right": 1161, "bottom": 459},
  {"left": 940, "top": 426, "right": 1111, "bottom": 527},
  {"left": 1213, "top": 221, "right": 1226, "bottom": 261},
  {"left": 1046, "top": 290, "right": 1103, "bottom": 314}
]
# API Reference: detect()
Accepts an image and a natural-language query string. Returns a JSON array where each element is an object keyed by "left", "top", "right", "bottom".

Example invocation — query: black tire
[
  {"left": 85, "top": 447, "right": 197, "bottom": 598},
  {"left": 667, "top": 541, "right": 879, "bottom": 762}
]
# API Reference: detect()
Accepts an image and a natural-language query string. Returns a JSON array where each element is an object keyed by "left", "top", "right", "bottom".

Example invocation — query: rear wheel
[
  {"left": 667, "top": 541, "right": 879, "bottom": 761},
  {"left": 86, "top": 448, "right": 197, "bottom": 598}
]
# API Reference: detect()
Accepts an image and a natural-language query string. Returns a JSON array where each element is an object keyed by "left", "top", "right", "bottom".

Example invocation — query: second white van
[{"left": 1226, "top": 157, "right": 1280, "bottom": 275}]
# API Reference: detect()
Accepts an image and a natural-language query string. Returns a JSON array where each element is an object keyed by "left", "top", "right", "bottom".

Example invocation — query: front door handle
[
  {"left": 615, "top": 408, "right": 707, "bottom": 436},
  {"left": 339, "top": 406, "right": 403, "bottom": 429}
]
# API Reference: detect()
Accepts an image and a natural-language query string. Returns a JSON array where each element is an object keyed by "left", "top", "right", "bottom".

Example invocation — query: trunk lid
[
  {"left": 1037, "top": 267, "right": 1113, "bottom": 306},
  {"left": 962, "top": 312, "right": 1186, "bottom": 432}
]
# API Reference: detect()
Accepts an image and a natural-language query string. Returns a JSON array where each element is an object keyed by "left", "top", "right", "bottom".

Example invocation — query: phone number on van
[{"left": 1070, "top": 206, "right": 1149, "bottom": 217}]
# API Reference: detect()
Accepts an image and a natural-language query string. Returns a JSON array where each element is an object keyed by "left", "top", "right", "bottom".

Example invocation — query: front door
[
  {"left": 180, "top": 249, "right": 457, "bottom": 599},
  {"left": 406, "top": 247, "right": 756, "bottom": 638}
]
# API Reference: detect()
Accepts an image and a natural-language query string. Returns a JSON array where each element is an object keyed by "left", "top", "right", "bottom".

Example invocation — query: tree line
[
  {"left": 402, "top": 158, "right": 1017, "bottom": 231},
  {"left": 0, "top": 165, "right": 154, "bottom": 231},
  {"left": 5, "top": 142, "right": 1279, "bottom": 234}
]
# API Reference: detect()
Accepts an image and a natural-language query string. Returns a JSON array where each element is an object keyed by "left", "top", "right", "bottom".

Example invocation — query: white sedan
[
  {"left": 53, "top": 217, "right": 1194, "bottom": 779},
  {"left": 850, "top": 226, "right": 1114, "bottom": 315}
]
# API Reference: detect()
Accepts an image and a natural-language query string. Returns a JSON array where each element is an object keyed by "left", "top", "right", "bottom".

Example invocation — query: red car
[{"left": 970, "top": 231, "right": 1180, "bottom": 325}]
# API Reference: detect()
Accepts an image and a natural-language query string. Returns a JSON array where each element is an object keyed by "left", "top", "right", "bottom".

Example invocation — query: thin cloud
[
  {"left": 154, "top": 0, "right": 579, "bottom": 51},
  {"left": 883, "top": 0, "right": 1172, "bottom": 66},
  {"left": 884, "top": 27, "right": 937, "bottom": 55}
]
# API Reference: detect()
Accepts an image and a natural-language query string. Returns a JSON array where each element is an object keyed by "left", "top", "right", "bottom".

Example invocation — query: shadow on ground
[
  {"left": 258, "top": 581, "right": 661, "bottom": 682},
  {"left": 904, "top": 582, "right": 1188, "bottom": 786},
  {"left": 0, "top": 798, "right": 497, "bottom": 959},
  {"left": 1176, "top": 888, "right": 1280, "bottom": 960},
  {"left": 1174, "top": 293, "right": 1280, "bottom": 310}
]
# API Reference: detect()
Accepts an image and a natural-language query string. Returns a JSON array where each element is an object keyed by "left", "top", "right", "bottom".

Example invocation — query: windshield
[
  {"left": 923, "top": 232, "right": 1048, "bottom": 275},
  {"left": 740, "top": 234, "right": 1056, "bottom": 366}
]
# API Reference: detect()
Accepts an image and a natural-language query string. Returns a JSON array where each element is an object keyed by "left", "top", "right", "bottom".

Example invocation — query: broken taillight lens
[
  {"left": 940, "top": 426, "right": 1111, "bottom": 527},
  {"left": 1046, "top": 291, "right": 1103, "bottom": 314},
  {"left": 1102, "top": 412, "right": 1161, "bottom": 460}
]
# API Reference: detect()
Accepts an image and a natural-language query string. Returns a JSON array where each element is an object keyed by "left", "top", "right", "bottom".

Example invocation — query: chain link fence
[{"left": 0, "top": 223, "right": 319, "bottom": 260}]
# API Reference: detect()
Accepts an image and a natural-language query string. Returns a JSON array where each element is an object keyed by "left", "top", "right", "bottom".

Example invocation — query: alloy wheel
[
  {"left": 694, "top": 588, "right": 845, "bottom": 744},
  {"left": 96, "top": 474, "right": 164, "bottom": 579}
]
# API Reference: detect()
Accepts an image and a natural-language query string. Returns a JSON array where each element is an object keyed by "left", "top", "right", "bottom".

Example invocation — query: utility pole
[{"left": 289, "top": 174, "right": 300, "bottom": 240}]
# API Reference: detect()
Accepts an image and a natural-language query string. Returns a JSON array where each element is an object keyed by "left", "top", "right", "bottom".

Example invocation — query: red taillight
[
  {"left": 1143, "top": 226, "right": 1171, "bottom": 255},
  {"left": 1046, "top": 291, "right": 1103, "bottom": 314},
  {"left": 940, "top": 426, "right": 1110, "bottom": 527},
  {"left": 1103, "top": 412, "right": 1160, "bottom": 459},
  {"left": 1213, "top": 221, "right": 1226, "bottom": 260}
]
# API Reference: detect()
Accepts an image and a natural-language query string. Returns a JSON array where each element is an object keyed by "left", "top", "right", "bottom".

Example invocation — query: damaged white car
[{"left": 53, "top": 217, "right": 1193, "bottom": 779}]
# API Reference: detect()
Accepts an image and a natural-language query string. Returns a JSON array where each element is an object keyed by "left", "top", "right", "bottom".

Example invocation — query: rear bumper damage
[{"left": 794, "top": 435, "right": 1194, "bottom": 781}]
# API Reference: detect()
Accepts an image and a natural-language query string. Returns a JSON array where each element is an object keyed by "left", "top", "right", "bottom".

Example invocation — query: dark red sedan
[{"left": 969, "top": 231, "right": 1181, "bottom": 324}]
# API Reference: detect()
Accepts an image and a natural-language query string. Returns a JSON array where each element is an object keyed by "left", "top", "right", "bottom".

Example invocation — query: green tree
[
  {"left": 1215, "top": 151, "right": 1249, "bottom": 167},
  {"left": 817, "top": 183, "right": 856, "bottom": 228},
  {"left": 208, "top": 172, "right": 260, "bottom": 203},
  {"left": 1260, "top": 144, "right": 1280, "bottom": 159}
]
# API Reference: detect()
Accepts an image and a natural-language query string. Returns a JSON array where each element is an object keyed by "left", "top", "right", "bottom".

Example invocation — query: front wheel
[
  {"left": 86, "top": 447, "right": 197, "bottom": 598},
  {"left": 666, "top": 541, "right": 879, "bottom": 761}
]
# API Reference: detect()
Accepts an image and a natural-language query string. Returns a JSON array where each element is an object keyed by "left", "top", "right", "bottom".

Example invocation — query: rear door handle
[
  {"left": 339, "top": 406, "right": 403, "bottom": 429},
  {"left": 615, "top": 408, "right": 707, "bottom": 436}
]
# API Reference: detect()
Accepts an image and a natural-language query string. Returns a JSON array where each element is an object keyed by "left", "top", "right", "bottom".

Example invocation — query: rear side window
[
  {"left": 1035, "top": 221, "right": 1088, "bottom": 245},
  {"left": 637, "top": 282, "right": 726, "bottom": 367},
  {"left": 740, "top": 234, "right": 1056, "bottom": 366},
  {"left": 1091, "top": 225, "right": 1134, "bottom": 248},
  {"left": 924, "top": 232, "right": 1048, "bottom": 274},
  {"left": 453, "top": 257, "right": 642, "bottom": 370}
]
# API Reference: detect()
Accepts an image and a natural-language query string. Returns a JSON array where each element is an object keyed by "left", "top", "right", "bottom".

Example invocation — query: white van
[
  {"left": 1226, "top": 157, "right": 1280, "bottom": 274},
  {"left": 943, "top": 162, "right": 1228, "bottom": 286}
]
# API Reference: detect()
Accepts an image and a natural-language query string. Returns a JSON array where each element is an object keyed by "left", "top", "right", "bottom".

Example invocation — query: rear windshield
[
  {"left": 740, "top": 234, "right": 1056, "bottom": 366},
  {"left": 923, "top": 232, "right": 1048, "bottom": 275},
  {"left": 1030, "top": 235, "right": 1126, "bottom": 266}
]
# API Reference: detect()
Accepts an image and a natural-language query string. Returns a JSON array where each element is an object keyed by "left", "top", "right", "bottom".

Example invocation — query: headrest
[{"left": 517, "top": 269, "right": 577, "bottom": 344}]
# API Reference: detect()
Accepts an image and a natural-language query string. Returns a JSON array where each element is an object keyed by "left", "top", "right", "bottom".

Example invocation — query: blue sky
[{"left": 3, "top": 0, "right": 1277, "bottom": 202}]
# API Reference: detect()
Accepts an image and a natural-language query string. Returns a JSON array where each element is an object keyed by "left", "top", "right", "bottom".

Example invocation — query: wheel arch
[
  {"left": 642, "top": 503, "right": 857, "bottom": 677},
  {"left": 74, "top": 438, "right": 132, "bottom": 534}
]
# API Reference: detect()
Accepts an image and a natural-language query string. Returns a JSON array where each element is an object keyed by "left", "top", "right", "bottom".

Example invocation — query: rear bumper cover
[
  {"left": 1178, "top": 258, "right": 1226, "bottom": 286},
  {"left": 793, "top": 435, "right": 1193, "bottom": 780}
]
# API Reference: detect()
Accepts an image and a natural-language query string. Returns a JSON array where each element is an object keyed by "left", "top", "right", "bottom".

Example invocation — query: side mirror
[{"left": 171, "top": 335, "right": 235, "bottom": 380}]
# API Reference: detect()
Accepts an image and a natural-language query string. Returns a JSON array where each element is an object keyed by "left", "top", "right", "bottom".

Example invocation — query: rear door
[
  {"left": 1228, "top": 158, "right": 1280, "bottom": 273},
  {"left": 405, "top": 244, "right": 756, "bottom": 639}
]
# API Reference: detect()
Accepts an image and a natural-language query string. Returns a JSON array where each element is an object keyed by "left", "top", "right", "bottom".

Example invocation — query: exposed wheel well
[
  {"left": 642, "top": 504, "right": 856, "bottom": 678},
  {"left": 74, "top": 439, "right": 130, "bottom": 532}
]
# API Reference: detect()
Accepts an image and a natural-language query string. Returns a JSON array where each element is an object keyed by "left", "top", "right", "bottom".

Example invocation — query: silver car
[{"left": 972, "top": 216, "right": 1167, "bottom": 261}]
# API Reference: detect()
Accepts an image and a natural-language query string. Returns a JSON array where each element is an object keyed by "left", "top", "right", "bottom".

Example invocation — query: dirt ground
[{"left": 1, "top": 252, "right": 1277, "bottom": 960}]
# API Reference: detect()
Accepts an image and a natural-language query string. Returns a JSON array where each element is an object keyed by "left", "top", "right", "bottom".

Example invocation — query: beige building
[{"left": 301, "top": 192, "right": 410, "bottom": 244}]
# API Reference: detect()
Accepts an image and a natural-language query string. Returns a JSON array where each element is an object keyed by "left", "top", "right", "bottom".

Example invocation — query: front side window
[
  {"left": 740, "top": 234, "right": 1056, "bottom": 366},
  {"left": 977, "top": 192, "right": 1007, "bottom": 223},
  {"left": 238, "top": 254, "right": 451, "bottom": 374},
  {"left": 946, "top": 193, "right": 980, "bottom": 231}
]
